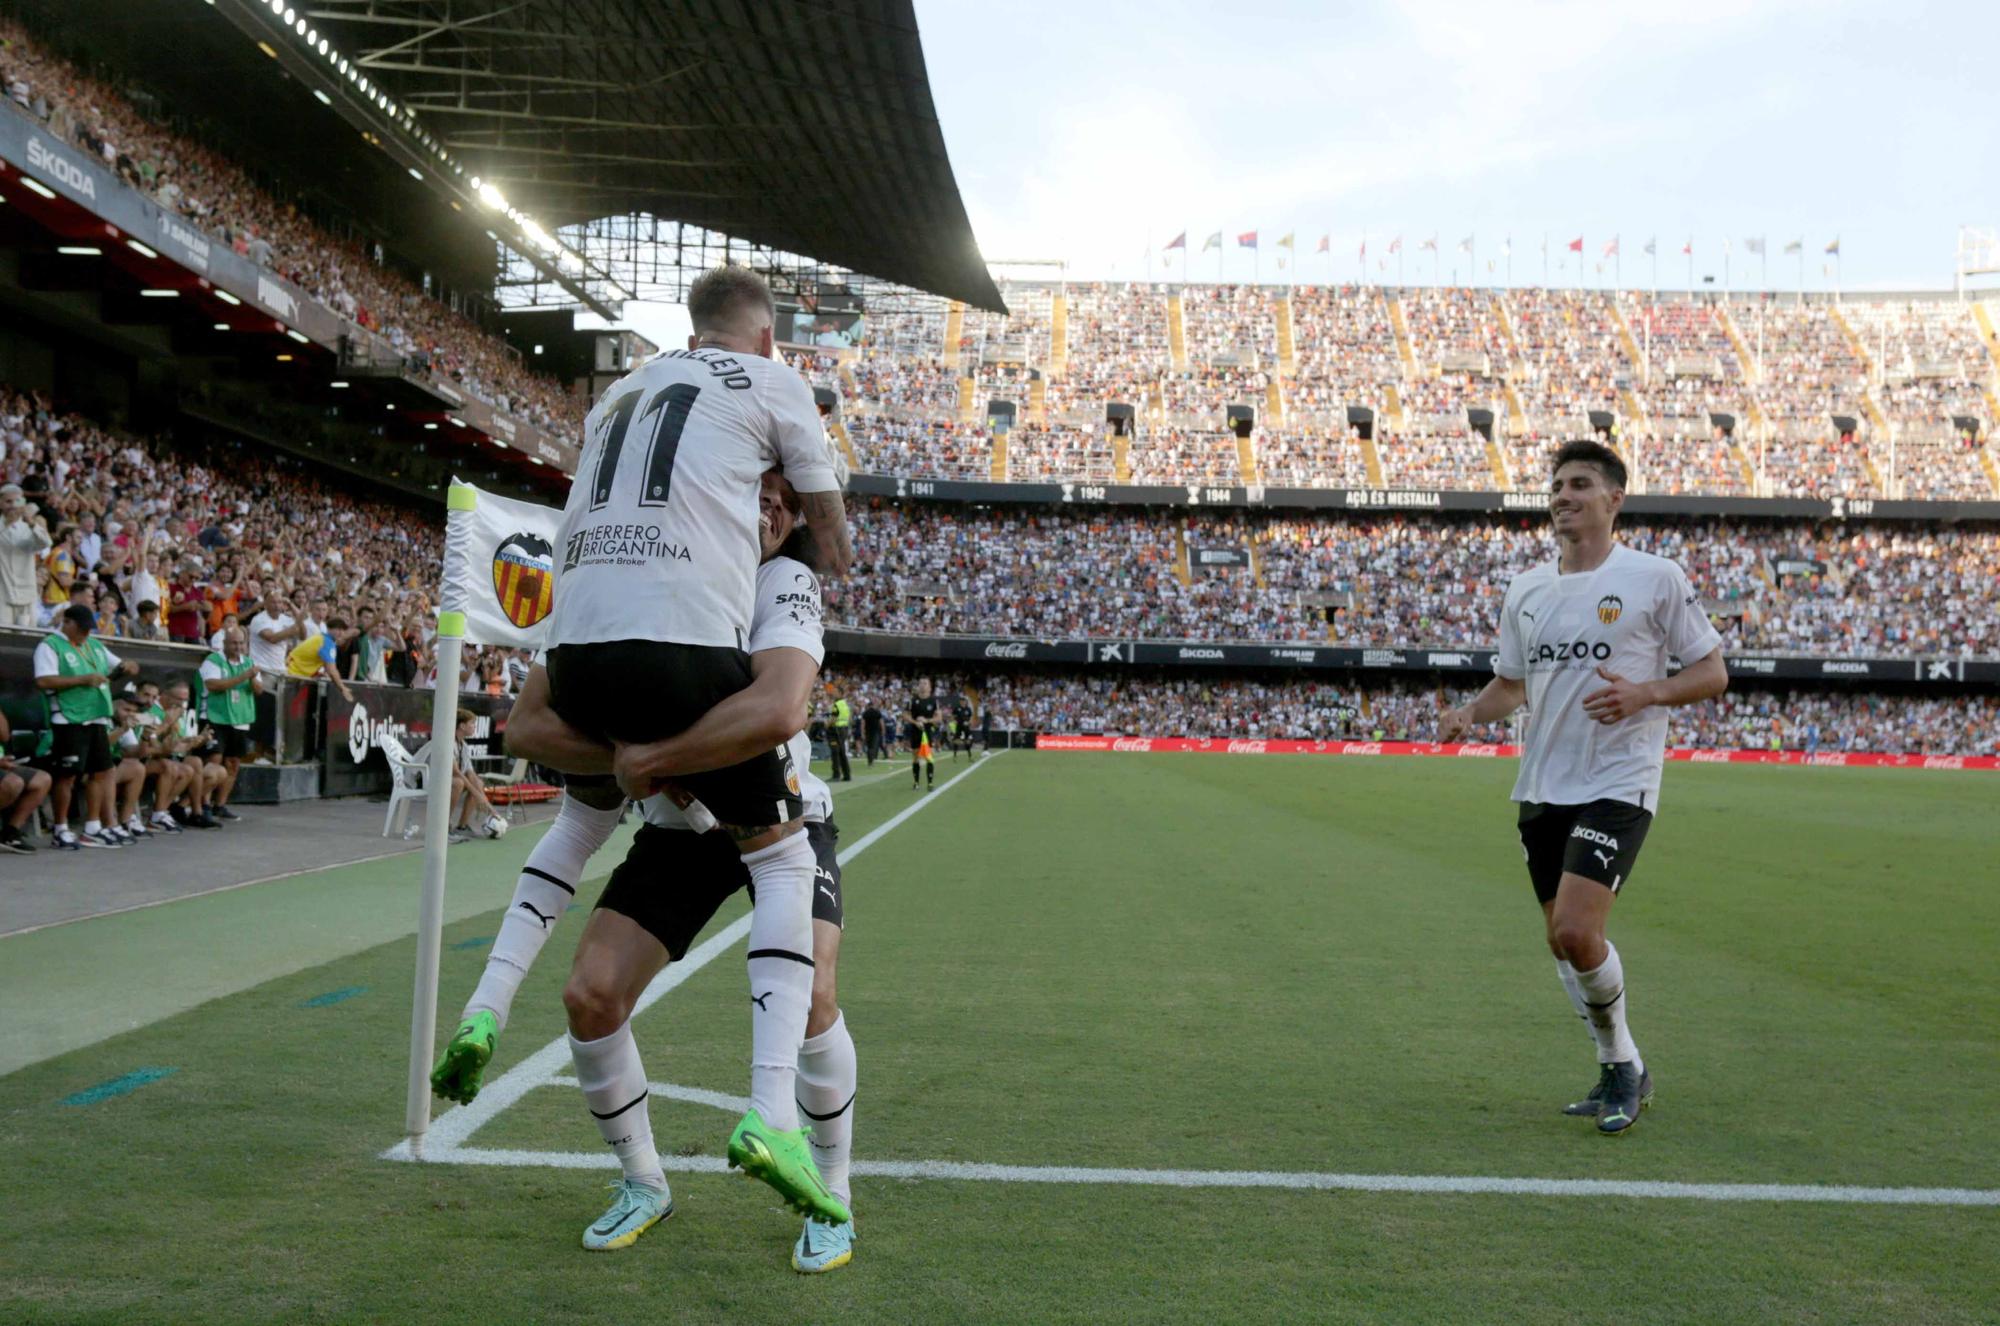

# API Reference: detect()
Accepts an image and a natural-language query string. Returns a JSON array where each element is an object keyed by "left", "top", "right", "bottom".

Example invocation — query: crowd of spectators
[
  {"left": 0, "top": 18, "right": 583, "bottom": 439},
  {"left": 833, "top": 281, "right": 1997, "bottom": 498},
  {"left": 1129, "top": 427, "right": 1242, "bottom": 484},
  {"left": 832, "top": 502, "right": 2000, "bottom": 656},
  {"left": 848, "top": 418, "right": 990, "bottom": 480},
  {"left": 821, "top": 662, "right": 2000, "bottom": 755},
  {"left": 1378, "top": 429, "right": 1492, "bottom": 488},
  {"left": 1007, "top": 426, "right": 1115, "bottom": 483}
]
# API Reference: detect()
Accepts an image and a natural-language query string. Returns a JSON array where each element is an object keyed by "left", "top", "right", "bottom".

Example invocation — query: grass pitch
[{"left": 1, "top": 751, "right": 1996, "bottom": 1324}]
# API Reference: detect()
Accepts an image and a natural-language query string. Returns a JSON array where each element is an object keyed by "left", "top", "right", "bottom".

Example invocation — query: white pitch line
[
  {"left": 398, "top": 1144, "right": 2000, "bottom": 1207},
  {"left": 383, "top": 751, "right": 1000, "bottom": 1162}
]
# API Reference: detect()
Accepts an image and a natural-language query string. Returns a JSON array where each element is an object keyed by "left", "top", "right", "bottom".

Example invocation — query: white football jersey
[
  {"left": 549, "top": 348, "right": 838, "bottom": 650},
  {"left": 643, "top": 556, "right": 831, "bottom": 830},
  {"left": 1494, "top": 544, "right": 1723, "bottom": 811}
]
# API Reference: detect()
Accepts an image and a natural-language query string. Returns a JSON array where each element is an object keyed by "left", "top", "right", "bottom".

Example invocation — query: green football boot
[
  {"left": 726, "top": 1109, "right": 851, "bottom": 1224},
  {"left": 430, "top": 1010, "right": 498, "bottom": 1105}
]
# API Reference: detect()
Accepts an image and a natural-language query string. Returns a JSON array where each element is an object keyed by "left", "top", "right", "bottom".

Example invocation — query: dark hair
[
  {"left": 687, "top": 265, "right": 775, "bottom": 336},
  {"left": 325, "top": 616, "right": 350, "bottom": 632},
  {"left": 60, "top": 603, "right": 95, "bottom": 630},
  {"left": 137, "top": 600, "right": 159, "bottom": 616},
  {"left": 455, "top": 707, "right": 475, "bottom": 727},
  {"left": 1550, "top": 438, "right": 1627, "bottom": 490}
]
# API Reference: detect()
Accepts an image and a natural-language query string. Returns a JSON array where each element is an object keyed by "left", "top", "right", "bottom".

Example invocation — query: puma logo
[
  {"left": 750, "top": 991, "right": 773, "bottom": 1011},
  {"left": 1592, "top": 849, "right": 1614, "bottom": 870},
  {"left": 517, "top": 901, "right": 555, "bottom": 930}
]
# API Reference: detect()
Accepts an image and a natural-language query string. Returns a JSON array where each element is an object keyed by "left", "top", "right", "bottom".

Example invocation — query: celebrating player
[
  {"left": 539, "top": 265, "right": 850, "bottom": 1218},
  {"left": 437, "top": 472, "right": 860, "bottom": 1268},
  {"left": 1440, "top": 439, "right": 1727, "bottom": 1136}
]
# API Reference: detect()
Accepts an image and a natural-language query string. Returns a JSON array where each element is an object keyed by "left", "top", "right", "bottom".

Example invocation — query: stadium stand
[
  {"left": 0, "top": 20, "right": 587, "bottom": 441},
  {"left": 828, "top": 279, "right": 1998, "bottom": 499}
]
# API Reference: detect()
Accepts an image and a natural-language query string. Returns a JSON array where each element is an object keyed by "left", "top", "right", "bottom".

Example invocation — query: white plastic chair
[{"left": 380, "top": 734, "right": 431, "bottom": 838}]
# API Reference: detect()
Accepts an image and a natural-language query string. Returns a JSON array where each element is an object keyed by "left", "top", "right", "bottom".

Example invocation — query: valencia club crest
[{"left": 492, "top": 532, "right": 555, "bottom": 629}]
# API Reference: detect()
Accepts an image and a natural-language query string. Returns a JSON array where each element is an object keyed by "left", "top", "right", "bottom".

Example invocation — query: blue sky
[{"left": 916, "top": 0, "right": 2000, "bottom": 292}]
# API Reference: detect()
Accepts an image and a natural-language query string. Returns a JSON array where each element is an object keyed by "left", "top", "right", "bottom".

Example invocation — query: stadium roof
[{"left": 287, "top": 0, "right": 1005, "bottom": 313}]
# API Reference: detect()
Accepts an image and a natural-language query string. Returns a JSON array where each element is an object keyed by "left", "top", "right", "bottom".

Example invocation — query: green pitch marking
[
  {"left": 300, "top": 986, "right": 368, "bottom": 1008},
  {"left": 62, "top": 1067, "right": 177, "bottom": 1106},
  {"left": 449, "top": 936, "right": 494, "bottom": 951}
]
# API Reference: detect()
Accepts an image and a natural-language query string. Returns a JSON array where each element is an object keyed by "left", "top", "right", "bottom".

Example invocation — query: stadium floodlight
[
  {"left": 329, "top": 381, "right": 350, "bottom": 388},
  {"left": 493, "top": 438, "right": 510, "bottom": 449},
  {"left": 286, "top": 328, "right": 311, "bottom": 343},
  {"left": 57, "top": 245, "right": 102, "bottom": 256},
  {"left": 477, "top": 182, "right": 507, "bottom": 210},
  {"left": 313, "top": 90, "right": 332, "bottom": 106},
  {"left": 339, "top": 59, "right": 349, "bottom": 74},
  {"left": 305, "top": 26, "right": 315, "bottom": 43},
  {"left": 214, "top": 290, "right": 242, "bottom": 305},
  {"left": 408, "top": 167, "right": 424, "bottom": 182},
  {"left": 282, "top": 5, "right": 293, "bottom": 18},
  {"left": 319, "top": 39, "right": 329, "bottom": 55},
  {"left": 423, "top": 422, "right": 439, "bottom": 430},
  {"left": 276, "top": 353, "right": 293, "bottom": 362},
  {"left": 19, "top": 177, "right": 56, "bottom": 199},
  {"left": 385, "top": 403, "right": 395, "bottom": 411},
  {"left": 126, "top": 239, "right": 159, "bottom": 258},
  {"left": 212, "top": 322, "right": 231, "bottom": 331},
  {"left": 139, "top": 289, "right": 178, "bottom": 297},
  {"left": 268, "top": 0, "right": 281, "bottom": 11},
  {"left": 448, "top": 416, "right": 465, "bottom": 427}
]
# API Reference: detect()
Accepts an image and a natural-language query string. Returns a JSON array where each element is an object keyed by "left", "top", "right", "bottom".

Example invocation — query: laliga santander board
[{"left": 1033, "top": 735, "right": 1998, "bottom": 771}]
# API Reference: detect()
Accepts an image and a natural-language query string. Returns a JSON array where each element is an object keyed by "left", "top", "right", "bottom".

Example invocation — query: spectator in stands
[
  {"left": 130, "top": 599, "right": 164, "bottom": 642},
  {"left": 159, "top": 679, "right": 225, "bottom": 828},
  {"left": 0, "top": 707, "right": 51, "bottom": 853},
  {"left": 75, "top": 512, "right": 102, "bottom": 571},
  {"left": 33, "top": 603, "right": 139, "bottom": 849},
  {"left": 165, "top": 559, "right": 208, "bottom": 644},
  {"left": 287, "top": 616, "right": 356, "bottom": 703},
  {"left": 42, "top": 521, "right": 78, "bottom": 618},
  {"left": 248, "top": 591, "right": 301, "bottom": 673},
  {"left": 0, "top": 482, "right": 51, "bottom": 627}
]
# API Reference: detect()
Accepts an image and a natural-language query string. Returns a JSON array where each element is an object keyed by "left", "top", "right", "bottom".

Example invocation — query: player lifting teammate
[
  {"left": 1440, "top": 439, "right": 1726, "bottom": 1136},
  {"left": 905, "top": 677, "right": 938, "bottom": 790},
  {"left": 449, "top": 265, "right": 851, "bottom": 1226},
  {"left": 435, "top": 473, "right": 859, "bottom": 1269}
]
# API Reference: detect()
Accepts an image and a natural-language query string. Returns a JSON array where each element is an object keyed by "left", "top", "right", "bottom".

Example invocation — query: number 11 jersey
[{"left": 549, "top": 347, "right": 839, "bottom": 650}]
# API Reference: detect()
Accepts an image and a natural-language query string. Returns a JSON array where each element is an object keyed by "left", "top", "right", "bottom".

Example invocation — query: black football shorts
[
  {"left": 596, "top": 819, "right": 843, "bottom": 958},
  {"left": 545, "top": 639, "right": 802, "bottom": 828},
  {"left": 1517, "top": 798, "right": 1653, "bottom": 903}
]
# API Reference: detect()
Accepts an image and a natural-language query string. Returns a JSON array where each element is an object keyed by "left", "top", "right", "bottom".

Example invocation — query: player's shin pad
[{"left": 742, "top": 833, "right": 816, "bottom": 1133}]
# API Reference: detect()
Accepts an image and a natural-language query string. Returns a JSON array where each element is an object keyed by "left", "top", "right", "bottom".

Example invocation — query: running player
[
  {"left": 1440, "top": 439, "right": 1726, "bottom": 1135},
  {"left": 905, "top": 678, "right": 937, "bottom": 790},
  {"left": 542, "top": 266, "right": 850, "bottom": 1217},
  {"left": 436, "top": 472, "right": 859, "bottom": 1267}
]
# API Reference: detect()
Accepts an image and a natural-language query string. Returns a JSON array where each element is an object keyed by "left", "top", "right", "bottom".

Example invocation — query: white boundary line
[
  {"left": 383, "top": 750, "right": 1000, "bottom": 1161},
  {"left": 384, "top": 750, "right": 2000, "bottom": 1209}
]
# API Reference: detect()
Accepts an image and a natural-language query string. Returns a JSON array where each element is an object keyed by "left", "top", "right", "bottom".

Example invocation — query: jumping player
[
  {"left": 540, "top": 265, "right": 850, "bottom": 1220},
  {"left": 437, "top": 472, "right": 860, "bottom": 1268},
  {"left": 1440, "top": 439, "right": 1726, "bottom": 1136}
]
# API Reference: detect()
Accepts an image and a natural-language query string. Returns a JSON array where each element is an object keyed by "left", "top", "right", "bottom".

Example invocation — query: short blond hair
[{"left": 688, "top": 264, "right": 775, "bottom": 337}]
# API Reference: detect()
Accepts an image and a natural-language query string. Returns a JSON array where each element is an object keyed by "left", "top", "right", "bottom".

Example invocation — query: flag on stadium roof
[
  {"left": 1643, "top": 237, "right": 1657, "bottom": 256},
  {"left": 1277, "top": 232, "right": 1295, "bottom": 250},
  {"left": 1682, "top": 237, "right": 1693, "bottom": 255},
  {"left": 1457, "top": 235, "right": 1473, "bottom": 253},
  {"left": 1237, "top": 230, "right": 1258, "bottom": 248},
  {"left": 1783, "top": 237, "right": 1803, "bottom": 254},
  {"left": 1388, "top": 235, "right": 1402, "bottom": 253},
  {"left": 1358, "top": 237, "right": 1366, "bottom": 259},
  {"left": 1202, "top": 231, "right": 1222, "bottom": 252},
  {"left": 1603, "top": 236, "right": 1619, "bottom": 258},
  {"left": 1745, "top": 236, "right": 1766, "bottom": 255},
  {"left": 1419, "top": 235, "right": 1438, "bottom": 252},
  {"left": 1317, "top": 234, "right": 1330, "bottom": 254},
  {"left": 1501, "top": 236, "right": 1512, "bottom": 256},
  {"left": 1825, "top": 236, "right": 1841, "bottom": 255},
  {"left": 1165, "top": 231, "right": 1187, "bottom": 250},
  {"left": 1566, "top": 236, "right": 1584, "bottom": 253}
]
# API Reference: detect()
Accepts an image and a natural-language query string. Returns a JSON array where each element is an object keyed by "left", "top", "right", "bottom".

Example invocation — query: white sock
[
  {"left": 568, "top": 1020, "right": 665, "bottom": 1191},
  {"left": 1574, "top": 943, "right": 1641, "bottom": 1069},
  {"left": 1555, "top": 958, "right": 1593, "bottom": 1044},
  {"left": 741, "top": 832, "right": 816, "bottom": 1131},
  {"left": 464, "top": 796, "right": 623, "bottom": 1030},
  {"left": 85, "top": 819, "right": 101, "bottom": 835},
  {"left": 796, "top": 1012, "right": 857, "bottom": 1209}
]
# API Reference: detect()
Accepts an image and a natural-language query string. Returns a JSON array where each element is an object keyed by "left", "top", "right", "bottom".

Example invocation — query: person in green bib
[
  {"left": 198, "top": 625, "right": 262, "bottom": 821},
  {"left": 827, "top": 693, "right": 853, "bottom": 782},
  {"left": 32, "top": 604, "right": 139, "bottom": 850}
]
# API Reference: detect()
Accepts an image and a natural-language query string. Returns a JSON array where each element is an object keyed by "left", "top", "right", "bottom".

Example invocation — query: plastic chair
[{"left": 380, "top": 734, "right": 431, "bottom": 838}]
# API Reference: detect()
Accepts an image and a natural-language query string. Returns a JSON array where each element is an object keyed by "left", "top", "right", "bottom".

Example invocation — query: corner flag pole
[{"left": 405, "top": 484, "right": 476, "bottom": 1152}]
